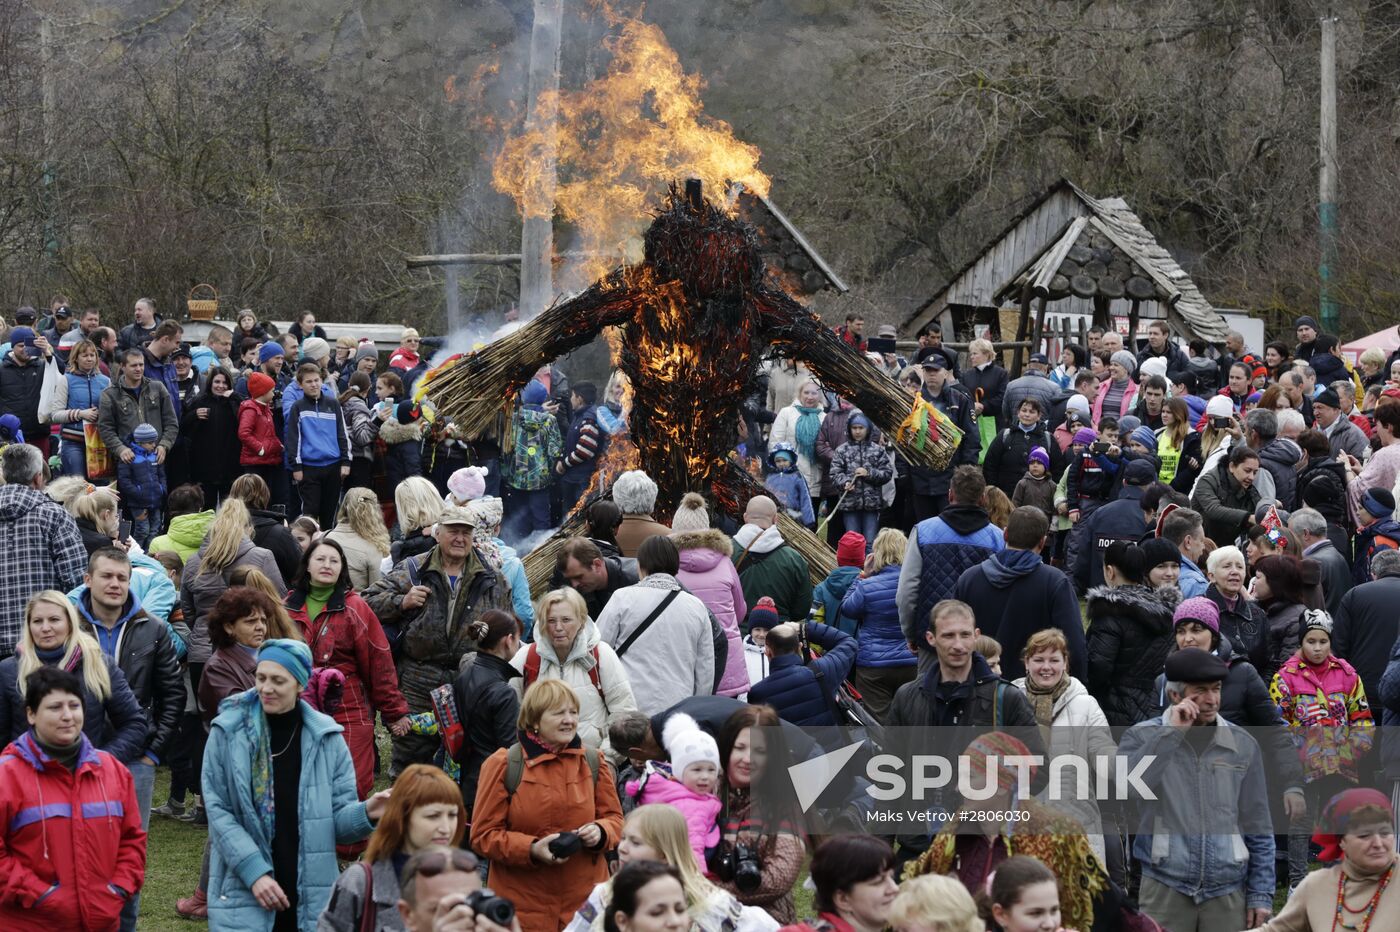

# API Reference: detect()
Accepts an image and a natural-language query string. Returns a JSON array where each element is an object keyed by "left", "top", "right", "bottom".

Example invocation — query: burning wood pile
[{"left": 419, "top": 180, "right": 961, "bottom": 589}]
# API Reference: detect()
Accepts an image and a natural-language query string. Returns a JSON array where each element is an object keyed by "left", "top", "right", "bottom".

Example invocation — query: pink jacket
[
  {"left": 1091, "top": 378, "right": 1139, "bottom": 423},
  {"left": 1270, "top": 652, "right": 1374, "bottom": 782},
  {"left": 627, "top": 763, "right": 722, "bottom": 866},
  {"left": 673, "top": 529, "right": 750, "bottom": 698}
]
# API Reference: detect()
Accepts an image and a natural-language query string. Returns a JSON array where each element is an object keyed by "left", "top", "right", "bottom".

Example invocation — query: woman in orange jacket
[{"left": 470, "top": 679, "right": 624, "bottom": 931}]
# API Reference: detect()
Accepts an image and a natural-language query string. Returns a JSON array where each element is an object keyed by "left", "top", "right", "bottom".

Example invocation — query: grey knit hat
[{"left": 1110, "top": 350, "right": 1138, "bottom": 376}]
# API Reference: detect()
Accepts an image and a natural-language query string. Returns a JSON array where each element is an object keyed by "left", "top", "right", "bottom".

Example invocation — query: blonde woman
[
  {"left": 889, "top": 875, "right": 982, "bottom": 932},
  {"left": 0, "top": 591, "right": 146, "bottom": 760},
  {"left": 839, "top": 528, "right": 915, "bottom": 722},
  {"left": 71, "top": 486, "right": 128, "bottom": 554},
  {"left": 182, "top": 498, "right": 287, "bottom": 672},
  {"left": 510, "top": 588, "right": 637, "bottom": 751},
  {"left": 565, "top": 804, "right": 779, "bottom": 931},
  {"left": 325, "top": 487, "right": 392, "bottom": 590},
  {"left": 768, "top": 379, "right": 827, "bottom": 518},
  {"left": 387, "top": 475, "right": 445, "bottom": 571}
]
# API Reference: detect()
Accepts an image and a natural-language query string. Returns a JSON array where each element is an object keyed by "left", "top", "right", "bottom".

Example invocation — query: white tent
[{"left": 1340, "top": 325, "right": 1400, "bottom": 364}]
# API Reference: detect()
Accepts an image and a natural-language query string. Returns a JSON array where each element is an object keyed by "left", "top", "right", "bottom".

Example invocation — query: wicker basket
[{"left": 187, "top": 283, "right": 219, "bottom": 321}]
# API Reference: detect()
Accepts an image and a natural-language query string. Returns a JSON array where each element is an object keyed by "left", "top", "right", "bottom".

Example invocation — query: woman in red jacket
[
  {"left": 285, "top": 538, "right": 410, "bottom": 799},
  {"left": 0, "top": 665, "right": 146, "bottom": 932},
  {"left": 237, "top": 372, "right": 284, "bottom": 505}
]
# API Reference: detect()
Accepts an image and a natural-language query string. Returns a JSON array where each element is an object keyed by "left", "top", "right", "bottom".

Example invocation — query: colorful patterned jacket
[{"left": 1270, "top": 651, "right": 1374, "bottom": 782}]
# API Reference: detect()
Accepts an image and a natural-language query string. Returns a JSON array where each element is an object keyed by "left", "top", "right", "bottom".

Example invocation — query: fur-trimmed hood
[
  {"left": 1086, "top": 583, "right": 1182, "bottom": 635},
  {"left": 378, "top": 416, "right": 422, "bottom": 444},
  {"left": 670, "top": 528, "right": 733, "bottom": 558}
]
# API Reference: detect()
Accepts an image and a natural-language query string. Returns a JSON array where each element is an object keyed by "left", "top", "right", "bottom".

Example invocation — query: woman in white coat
[
  {"left": 1011, "top": 627, "right": 1117, "bottom": 868},
  {"left": 767, "top": 379, "right": 826, "bottom": 519},
  {"left": 510, "top": 587, "right": 638, "bottom": 755}
]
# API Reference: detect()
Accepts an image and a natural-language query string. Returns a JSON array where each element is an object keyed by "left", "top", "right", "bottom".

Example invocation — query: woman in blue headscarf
[
  {"left": 202, "top": 638, "right": 391, "bottom": 931},
  {"left": 769, "top": 378, "right": 827, "bottom": 520}
]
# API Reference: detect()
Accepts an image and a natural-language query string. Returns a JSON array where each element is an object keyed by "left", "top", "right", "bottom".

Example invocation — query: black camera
[
  {"left": 710, "top": 841, "right": 764, "bottom": 893},
  {"left": 549, "top": 831, "right": 583, "bottom": 860},
  {"left": 466, "top": 889, "right": 515, "bottom": 927}
]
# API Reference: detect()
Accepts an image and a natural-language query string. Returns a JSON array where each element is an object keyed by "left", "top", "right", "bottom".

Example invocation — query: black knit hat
[{"left": 1165, "top": 647, "right": 1228, "bottom": 683}]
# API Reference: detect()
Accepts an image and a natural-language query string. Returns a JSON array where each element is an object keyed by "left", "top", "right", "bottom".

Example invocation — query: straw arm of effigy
[
  {"left": 751, "top": 286, "right": 961, "bottom": 472},
  {"left": 418, "top": 266, "right": 657, "bottom": 434}
]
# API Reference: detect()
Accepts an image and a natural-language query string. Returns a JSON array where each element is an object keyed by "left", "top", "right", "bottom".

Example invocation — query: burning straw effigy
[{"left": 418, "top": 180, "right": 961, "bottom": 592}]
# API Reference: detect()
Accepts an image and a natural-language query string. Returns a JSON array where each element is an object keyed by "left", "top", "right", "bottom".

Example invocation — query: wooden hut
[{"left": 904, "top": 179, "right": 1228, "bottom": 373}]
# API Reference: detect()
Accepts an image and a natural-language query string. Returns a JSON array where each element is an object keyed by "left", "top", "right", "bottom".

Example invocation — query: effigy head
[{"left": 643, "top": 181, "right": 763, "bottom": 301}]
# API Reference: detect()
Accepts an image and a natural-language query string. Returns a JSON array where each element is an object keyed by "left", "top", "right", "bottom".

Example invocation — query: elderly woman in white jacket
[
  {"left": 1011, "top": 627, "right": 1118, "bottom": 868},
  {"left": 511, "top": 587, "right": 637, "bottom": 754},
  {"left": 767, "top": 379, "right": 826, "bottom": 515}
]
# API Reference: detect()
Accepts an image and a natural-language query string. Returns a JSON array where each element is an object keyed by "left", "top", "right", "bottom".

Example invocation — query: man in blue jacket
[
  {"left": 286, "top": 362, "right": 351, "bottom": 530},
  {"left": 954, "top": 506, "right": 1085, "bottom": 683},
  {"left": 746, "top": 621, "right": 856, "bottom": 728}
]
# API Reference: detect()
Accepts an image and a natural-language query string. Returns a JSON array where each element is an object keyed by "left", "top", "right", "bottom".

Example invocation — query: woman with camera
[
  {"left": 317, "top": 764, "right": 467, "bottom": 931},
  {"left": 710, "top": 705, "right": 807, "bottom": 924},
  {"left": 565, "top": 804, "right": 779, "bottom": 931},
  {"left": 471, "top": 679, "right": 624, "bottom": 931}
]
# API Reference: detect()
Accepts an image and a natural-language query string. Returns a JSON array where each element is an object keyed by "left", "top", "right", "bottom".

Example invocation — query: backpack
[
  {"left": 522, "top": 641, "right": 609, "bottom": 709},
  {"left": 503, "top": 741, "right": 600, "bottom": 795}
]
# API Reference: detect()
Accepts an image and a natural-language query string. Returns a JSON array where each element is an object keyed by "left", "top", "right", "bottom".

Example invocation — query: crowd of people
[{"left": 3, "top": 298, "right": 1400, "bottom": 931}]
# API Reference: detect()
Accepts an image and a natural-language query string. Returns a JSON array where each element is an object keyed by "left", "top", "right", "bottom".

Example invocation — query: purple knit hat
[
  {"left": 1027, "top": 446, "right": 1050, "bottom": 469},
  {"left": 1173, "top": 596, "right": 1220, "bottom": 634},
  {"left": 1072, "top": 427, "right": 1097, "bottom": 446}
]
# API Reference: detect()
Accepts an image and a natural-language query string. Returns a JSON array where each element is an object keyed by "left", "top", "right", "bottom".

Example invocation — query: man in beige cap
[{"left": 364, "top": 503, "right": 514, "bottom": 772}]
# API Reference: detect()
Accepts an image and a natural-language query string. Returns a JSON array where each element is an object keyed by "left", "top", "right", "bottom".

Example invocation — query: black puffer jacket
[
  {"left": 1257, "top": 598, "right": 1305, "bottom": 683},
  {"left": 1298, "top": 454, "right": 1350, "bottom": 530},
  {"left": 452, "top": 651, "right": 521, "bottom": 811},
  {"left": 1257, "top": 437, "right": 1301, "bottom": 511},
  {"left": 1084, "top": 584, "right": 1182, "bottom": 726},
  {"left": 249, "top": 507, "right": 303, "bottom": 584}
]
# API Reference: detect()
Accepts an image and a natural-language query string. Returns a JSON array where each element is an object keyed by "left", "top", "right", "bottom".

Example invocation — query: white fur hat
[{"left": 661, "top": 712, "right": 720, "bottom": 778}]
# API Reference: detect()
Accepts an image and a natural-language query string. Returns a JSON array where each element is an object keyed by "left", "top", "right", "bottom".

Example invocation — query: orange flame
[{"left": 492, "top": 13, "right": 770, "bottom": 288}]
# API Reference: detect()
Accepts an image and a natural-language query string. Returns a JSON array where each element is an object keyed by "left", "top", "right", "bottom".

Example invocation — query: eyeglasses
[{"left": 402, "top": 848, "right": 479, "bottom": 881}]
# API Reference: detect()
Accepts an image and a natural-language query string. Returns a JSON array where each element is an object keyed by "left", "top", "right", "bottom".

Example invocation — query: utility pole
[
  {"left": 519, "top": 0, "right": 564, "bottom": 317},
  {"left": 1319, "top": 9, "right": 1339, "bottom": 334}
]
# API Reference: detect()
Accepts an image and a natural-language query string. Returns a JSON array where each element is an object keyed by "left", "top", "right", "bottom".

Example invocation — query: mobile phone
[
  {"left": 867, "top": 337, "right": 898, "bottom": 354},
  {"left": 271, "top": 504, "right": 287, "bottom": 518},
  {"left": 1211, "top": 416, "right": 1233, "bottom": 430},
  {"left": 118, "top": 520, "right": 132, "bottom": 542},
  {"left": 1090, "top": 441, "right": 1111, "bottom": 455}
]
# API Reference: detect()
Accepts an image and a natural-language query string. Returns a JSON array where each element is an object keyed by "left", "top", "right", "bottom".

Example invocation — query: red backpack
[{"left": 521, "top": 642, "right": 608, "bottom": 708}]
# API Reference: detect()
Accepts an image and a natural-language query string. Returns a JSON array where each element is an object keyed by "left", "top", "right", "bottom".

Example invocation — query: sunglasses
[{"left": 403, "top": 848, "right": 478, "bottom": 881}]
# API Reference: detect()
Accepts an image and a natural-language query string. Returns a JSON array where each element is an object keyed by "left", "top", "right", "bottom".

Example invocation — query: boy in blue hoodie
[
  {"left": 285, "top": 362, "right": 351, "bottom": 530},
  {"left": 810, "top": 531, "right": 866, "bottom": 634},
  {"left": 764, "top": 442, "right": 814, "bottom": 527},
  {"left": 118, "top": 422, "right": 167, "bottom": 547}
]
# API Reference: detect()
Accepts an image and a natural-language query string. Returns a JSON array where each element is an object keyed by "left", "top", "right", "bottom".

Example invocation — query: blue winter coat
[
  {"left": 0, "top": 652, "right": 147, "bottom": 763},
  {"left": 763, "top": 466, "right": 814, "bottom": 526},
  {"left": 840, "top": 565, "right": 911, "bottom": 668},
  {"left": 116, "top": 446, "right": 166, "bottom": 511},
  {"left": 203, "top": 695, "right": 373, "bottom": 932},
  {"left": 811, "top": 565, "right": 860, "bottom": 633},
  {"left": 746, "top": 622, "right": 857, "bottom": 726},
  {"left": 1379, "top": 638, "right": 1400, "bottom": 779}
]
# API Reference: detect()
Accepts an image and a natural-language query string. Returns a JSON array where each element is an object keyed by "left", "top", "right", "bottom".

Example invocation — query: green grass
[{"left": 142, "top": 766, "right": 210, "bottom": 931}]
